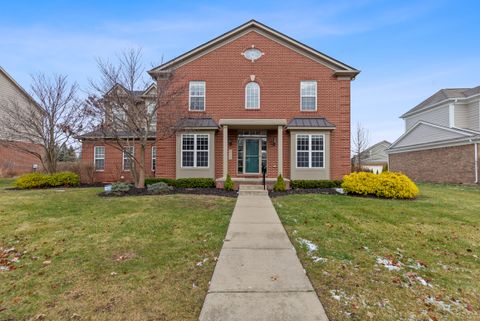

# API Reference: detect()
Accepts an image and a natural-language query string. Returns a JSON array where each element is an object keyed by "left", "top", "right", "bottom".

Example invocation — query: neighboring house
[
  {"left": 388, "top": 86, "right": 480, "bottom": 184},
  {"left": 79, "top": 84, "right": 157, "bottom": 182},
  {"left": 0, "top": 66, "right": 42, "bottom": 176},
  {"left": 80, "top": 20, "right": 360, "bottom": 187},
  {"left": 352, "top": 140, "right": 391, "bottom": 173}
]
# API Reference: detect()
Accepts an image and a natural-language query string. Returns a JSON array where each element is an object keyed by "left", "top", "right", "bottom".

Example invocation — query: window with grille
[
  {"left": 123, "top": 146, "right": 134, "bottom": 171},
  {"left": 296, "top": 134, "right": 324, "bottom": 168},
  {"left": 151, "top": 146, "right": 156, "bottom": 171},
  {"left": 300, "top": 81, "right": 317, "bottom": 111},
  {"left": 245, "top": 82, "right": 260, "bottom": 109},
  {"left": 181, "top": 134, "right": 209, "bottom": 167},
  {"left": 94, "top": 146, "right": 105, "bottom": 171},
  {"left": 189, "top": 81, "right": 205, "bottom": 111}
]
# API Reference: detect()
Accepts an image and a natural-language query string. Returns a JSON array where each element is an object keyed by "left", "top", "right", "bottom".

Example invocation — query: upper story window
[
  {"left": 189, "top": 81, "right": 205, "bottom": 111},
  {"left": 245, "top": 82, "right": 260, "bottom": 109},
  {"left": 300, "top": 81, "right": 317, "bottom": 111},
  {"left": 146, "top": 100, "right": 157, "bottom": 129},
  {"left": 112, "top": 104, "right": 126, "bottom": 122}
]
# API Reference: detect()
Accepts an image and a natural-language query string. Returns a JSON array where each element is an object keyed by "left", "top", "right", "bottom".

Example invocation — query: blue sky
[{"left": 1, "top": 0, "right": 479, "bottom": 144}]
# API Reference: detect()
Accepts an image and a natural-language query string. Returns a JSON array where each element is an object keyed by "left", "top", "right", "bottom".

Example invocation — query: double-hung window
[
  {"left": 146, "top": 100, "right": 157, "bottom": 129},
  {"left": 181, "top": 134, "right": 209, "bottom": 168},
  {"left": 151, "top": 146, "right": 157, "bottom": 172},
  {"left": 123, "top": 146, "right": 134, "bottom": 171},
  {"left": 296, "top": 134, "right": 324, "bottom": 168},
  {"left": 94, "top": 146, "right": 105, "bottom": 171},
  {"left": 189, "top": 81, "right": 205, "bottom": 111},
  {"left": 245, "top": 82, "right": 260, "bottom": 109},
  {"left": 300, "top": 81, "right": 317, "bottom": 111}
]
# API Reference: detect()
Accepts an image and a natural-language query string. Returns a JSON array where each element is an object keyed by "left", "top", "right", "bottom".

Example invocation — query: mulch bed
[
  {"left": 269, "top": 188, "right": 342, "bottom": 197},
  {"left": 98, "top": 187, "right": 238, "bottom": 198}
]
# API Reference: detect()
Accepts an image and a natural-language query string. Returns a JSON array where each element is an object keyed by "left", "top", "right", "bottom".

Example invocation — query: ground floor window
[
  {"left": 123, "top": 146, "right": 134, "bottom": 171},
  {"left": 296, "top": 134, "right": 324, "bottom": 168},
  {"left": 94, "top": 146, "right": 105, "bottom": 171},
  {"left": 181, "top": 134, "right": 209, "bottom": 168},
  {"left": 151, "top": 146, "right": 156, "bottom": 171}
]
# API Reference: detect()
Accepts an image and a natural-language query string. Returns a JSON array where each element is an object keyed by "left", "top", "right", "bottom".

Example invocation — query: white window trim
[
  {"left": 189, "top": 81, "right": 206, "bottom": 112},
  {"left": 151, "top": 146, "right": 156, "bottom": 172},
  {"left": 245, "top": 82, "right": 260, "bottom": 109},
  {"left": 122, "top": 146, "right": 134, "bottom": 171},
  {"left": 295, "top": 134, "right": 325, "bottom": 169},
  {"left": 94, "top": 146, "right": 105, "bottom": 172},
  {"left": 181, "top": 133, "right": 210, "bottom": 168},
  {"left": 300, "top": 81, "right": 318, "bottom": 112}
]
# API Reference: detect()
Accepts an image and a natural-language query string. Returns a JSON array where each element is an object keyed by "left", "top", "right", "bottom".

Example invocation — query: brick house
[
  {"left": 0, "top": 66, "right": 43, "bottom": 176},
  {"left": 388, "top": 86, "right": 480, "bottom": 184},
  {"left": 81, "top": 20, "right": 359, "bottom": 187}
]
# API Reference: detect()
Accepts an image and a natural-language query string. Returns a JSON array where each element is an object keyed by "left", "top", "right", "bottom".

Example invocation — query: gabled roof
[
  {"left": 363, "top": 140, "right": 391, "bottom": 154},
  {"left": 104, "top": 83, "right": 156, "bottom": 100},
  {"left": 0, "top": 66, "right": 41, "bottom": 110},
  {"left": 401, "top": 85, "right": 480, "bottom": 118},
  {"left": 148, "top": 20, "right": 359, "bottom": 78},
  {"left": 388, "top": 121, "right": 479, "bottom": 152}
]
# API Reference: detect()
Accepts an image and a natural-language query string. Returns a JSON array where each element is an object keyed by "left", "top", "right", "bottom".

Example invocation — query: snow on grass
[
  {"left": 297, "top": 238, "right": 327, "bottom": 264},
  {"left": 376, "top": 257, "right": 402, "bottom": 271}
]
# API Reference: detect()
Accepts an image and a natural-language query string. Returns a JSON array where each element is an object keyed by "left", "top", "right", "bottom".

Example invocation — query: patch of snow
[
  {"left": 311, "top": 256, "right": 327, "bottom": 263},
  {"left": 362, "top": 246, "right": 369, "bottom": 251},
  {"left": 415, "top": 276, "right": 432, "bottom": 287},
  {"left": 297, "top": 238, "right": 318, "bottom": 252},
  {"left": 330, "top": 290, "right": 352, "bottom": 303},
  {"left": 0, "top": 266, "right": 10, "bottom": 271},
  {"left": 425, "top": 296, "right": 452, "bottom": 313},
  {"left": 196, "top": 258, "right": 208, "bottom": 267},
  {"left": 334, "top": 188, "right": 345, "bottom": 194},
  {"left": 376, "top": 257, "right": 402, "bottom": 271}
]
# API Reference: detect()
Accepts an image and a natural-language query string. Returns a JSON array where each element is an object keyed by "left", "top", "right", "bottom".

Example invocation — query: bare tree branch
[{"left": 352, "top": 122, "right": 370, "bottom": 172}]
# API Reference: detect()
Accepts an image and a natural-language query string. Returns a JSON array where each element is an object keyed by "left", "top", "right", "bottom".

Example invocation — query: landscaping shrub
[
  {"left": 273, "top": 174, "right": 286, "bottom": 192},
  {"left": 145, "top": 178, "right": 176, "bottom": 187},
  {"left": 147, "top": 182, "right": 173, "bottom": 194},
  {"left": 224, "top": 174, "right": 234, "bottom": 191},
  {"left": 341, "top": 171, "right": 419, "bottom": 199},
  {"left": 110, "top": 182, "right": 133, "bottom": 193},
  {"left": 15, "top": 171, "right": 80, "bottom": 189},
  {"left": 290, "top": 180, "right": 342, "bottom": 189},
  {"left": 175, "top": 178, "right": 215, "bottom": 188}
]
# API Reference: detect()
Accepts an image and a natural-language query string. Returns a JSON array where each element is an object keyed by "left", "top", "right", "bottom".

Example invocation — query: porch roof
[{"left": 179, "top": 117, "right": 219, "bottom": 129}]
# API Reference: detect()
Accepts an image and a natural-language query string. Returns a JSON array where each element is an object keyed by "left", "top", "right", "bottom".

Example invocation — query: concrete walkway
[{"left": 199, "top": 186, "right": 329, "bottom": 321}]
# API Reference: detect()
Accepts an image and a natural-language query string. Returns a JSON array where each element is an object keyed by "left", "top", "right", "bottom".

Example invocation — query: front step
[{"left": 239, "top": 185, "right": 269, "bottom": 196}]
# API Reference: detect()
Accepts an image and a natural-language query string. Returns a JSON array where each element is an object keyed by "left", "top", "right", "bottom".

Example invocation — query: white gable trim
[
  {"left": 148, "top": 20, "right": 359, "bottom": 76},
  {"left": 388, "top": 121, "right": 474, "bottom": 150}
]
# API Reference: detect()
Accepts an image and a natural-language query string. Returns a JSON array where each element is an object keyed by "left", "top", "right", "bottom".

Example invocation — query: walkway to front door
[{"left": 199, "top": 185, "right": 329, "bottom": 321}]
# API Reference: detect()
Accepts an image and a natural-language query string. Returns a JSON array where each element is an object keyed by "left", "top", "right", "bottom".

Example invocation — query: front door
[{"left": 245, "top": 139, "right": 260, "bottom": 173}]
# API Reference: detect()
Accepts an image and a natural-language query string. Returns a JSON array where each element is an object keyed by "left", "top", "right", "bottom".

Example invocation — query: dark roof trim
[
  {"left": 179, "top": 117, "right": 219, "bottom": 129},
  {"left": 148, "top": 20, "right": 359, "bottom": 77},
  {"left": 78, "top": 130, "right": 156, "bottom": 140},
  {"left": 286, "top": 117, "right": 336, "bottom": 129}
]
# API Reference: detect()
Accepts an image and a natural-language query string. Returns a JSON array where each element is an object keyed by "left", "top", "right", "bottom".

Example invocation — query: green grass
[
  {"left": 273, "top": 184, "right": 480, "bottom": 321},
  {"left": 0, "top": 187, "right": 235, "bottom": 320},
  {"left": 0, "top": 178, "right": 15, "bottom": 189}
]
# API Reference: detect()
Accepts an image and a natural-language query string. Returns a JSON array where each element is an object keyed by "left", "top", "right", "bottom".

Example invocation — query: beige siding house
[
  {"left": 352, "top": 140, "right": 391, "bottom": 173},
  {"left": 388, "top": 86, "right": 480, "bottom": 184}
]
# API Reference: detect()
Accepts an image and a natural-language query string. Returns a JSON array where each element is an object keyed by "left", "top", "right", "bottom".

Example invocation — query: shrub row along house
[
  {"left": 0, "top": 67, "right": 43, "bottom": 176},
  {"left": 388, "top": 86, "right": 480, "bottom": 184},
  {"left": 79, "top": 20, "right": 360, "bottom": 187}
]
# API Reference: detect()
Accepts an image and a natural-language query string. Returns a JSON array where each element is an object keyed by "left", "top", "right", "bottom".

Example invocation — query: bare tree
[
  {"left": 352, "top": 122, "right": 370, "bottom": 172},
  {"left": 86, "top": 48, "right": 186, "bottom": 188},
  {"left": 0, "top": 73, "right": 85, "bottom": 174}
]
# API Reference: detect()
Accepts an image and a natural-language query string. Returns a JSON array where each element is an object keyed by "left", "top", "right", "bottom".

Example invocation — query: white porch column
[
  {"left": 223, "top": 125, "right": 228, "bottom": 178},
  {"left": 277, "top": 125, "right": 283, "bottom": 176}
]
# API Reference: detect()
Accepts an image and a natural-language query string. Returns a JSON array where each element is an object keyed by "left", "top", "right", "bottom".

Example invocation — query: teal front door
[{"left": 245, "top": 139, "right": 260, "bottom": 173}]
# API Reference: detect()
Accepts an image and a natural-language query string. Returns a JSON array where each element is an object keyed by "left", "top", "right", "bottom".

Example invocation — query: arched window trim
[{"left": 245, "top": 82, "right": 260, "bottom": 109}]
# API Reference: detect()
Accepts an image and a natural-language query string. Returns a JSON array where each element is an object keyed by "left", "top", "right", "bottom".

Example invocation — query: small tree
[
  {"left": 0, "top": 73, "right": 85, "bottom": 173},
  {"left": 352, "top": 123, "right": 370, "bottom": 172},
  {"left": 86, "top": 48, "right": 186, "bottom": 188},
  {"left": 224, "top": 174, "right": 234, "bottom": 191},
  {"left": 273, "top": 174, "right": 286, "bottom": 192}
]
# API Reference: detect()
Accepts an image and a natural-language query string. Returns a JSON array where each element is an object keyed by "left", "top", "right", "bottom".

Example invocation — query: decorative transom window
[
  {"left": 94, "top": 146, "right": 105, "bottom": 171},
  {"left": 245, "top": 82, "right": 260, "bottom": 109},
  {"left": 189, "top": 81, "right": 205, "bottom": 111},
  {"left": 181, "top": 134, "right": 209, "bottom": 168},
  {"left": 123, "top": 146, "right": 134, "bottom": 171},
  {"left": 296, "top": 134, "right": 324, "bottom": 168},
  {"left": 300, "top": 81, "right": 317, "bottom": 111},
  {"left": 151, "top": 146, "right": 157, "bottom": 172}
]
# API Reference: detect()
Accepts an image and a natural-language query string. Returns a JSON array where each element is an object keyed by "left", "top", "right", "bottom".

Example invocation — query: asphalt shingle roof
[
  {"left": 179, "top": 117, "right": 219, "bottom": 128},
  {"left": 287, "top": 117, "right": 336, "bottom": 128}
]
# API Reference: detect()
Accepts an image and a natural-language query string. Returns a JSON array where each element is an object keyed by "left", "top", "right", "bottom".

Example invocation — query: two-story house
[
  {"left": 352, "top": 140, "right": 391, "bottom": 174},
  {"left": 0, "top": 66, "right": 43, "bottom": 176},
  {"left": 81, "top": 20, "right": 359, "bottom": 187},
  {"left": 388, "top": 86, "right": 480, "bottom": 184}
]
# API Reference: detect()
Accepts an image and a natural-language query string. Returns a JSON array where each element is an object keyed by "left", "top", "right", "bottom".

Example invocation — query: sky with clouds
[{"left": 1, "top": 0, "right": 479, "bottom": 144}]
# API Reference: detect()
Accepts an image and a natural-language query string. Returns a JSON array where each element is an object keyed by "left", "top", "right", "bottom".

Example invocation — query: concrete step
[
  {"left": 239, "top": 184, "right": 266, "bottom": 191},
  {"left": 239, "top": 190, "right": 269, "bottom": 196}
]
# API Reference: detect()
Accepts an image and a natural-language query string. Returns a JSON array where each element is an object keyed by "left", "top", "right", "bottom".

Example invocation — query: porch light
[
  {"left": 228, "top": 138, "right": 232, "bottom": 146},
  {"left": 272, "top": 137, "right": 276, "bottom": 146}
]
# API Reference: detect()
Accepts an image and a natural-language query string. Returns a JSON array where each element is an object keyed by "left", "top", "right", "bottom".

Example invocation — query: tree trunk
[{"left": 136, "top": 144, "right": 146, "bottom": 189}]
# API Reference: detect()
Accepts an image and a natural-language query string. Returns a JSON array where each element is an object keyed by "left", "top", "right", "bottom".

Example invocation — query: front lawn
[
  {"left": 0, "top": 187, "right": 235, "bottom": 320},
  {"left": 0, "top": 178, "right": 14, "bottom": 189},
  {"left": 273, "top": 184, "right": 480, "bottom": 321}
]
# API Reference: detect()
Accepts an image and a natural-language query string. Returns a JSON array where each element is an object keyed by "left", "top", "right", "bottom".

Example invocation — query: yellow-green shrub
[
  {"left": 15, "top": 171, "right": 80, "bottom": 189},
  {"left": 341, "top": 171, "right": 419, "bottom": 199}
]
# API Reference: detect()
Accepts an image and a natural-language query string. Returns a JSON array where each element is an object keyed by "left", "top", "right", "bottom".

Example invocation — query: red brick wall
[
  {"left": 157, "top": 31, "right": 351, "bottom": 180},
  {"left": 389, "top": 144, "right": 478, "bottom": 184},
  {"left": 0, "top": 141, "right": 43, "bottom": 176},
  {"left": 80, "top": 140, "right": 156, "bottom": 183}
]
